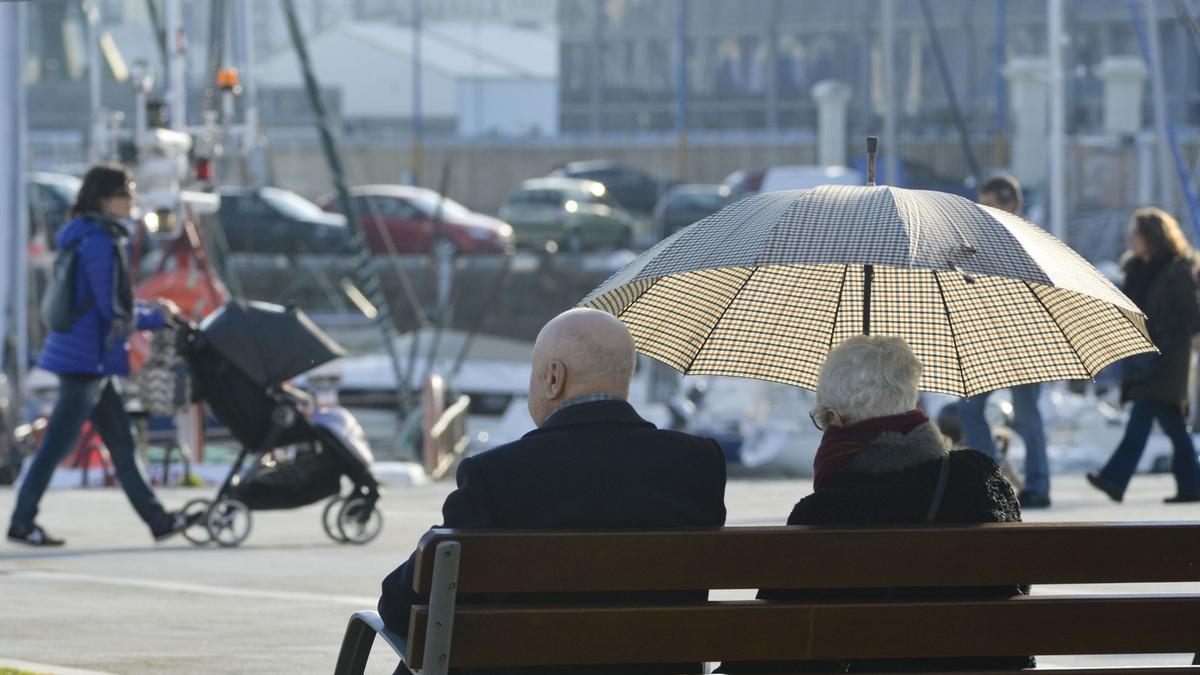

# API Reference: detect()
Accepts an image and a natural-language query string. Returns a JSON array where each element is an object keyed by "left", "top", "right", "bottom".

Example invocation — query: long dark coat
[
  {"left": 721, "top": 421, "right": 1033, "bottom": 673},
  {"left": 378, "top": 399, "right": 728, "bottom": 675},
  {"left": 1122, "top": 254, "right": 1200, "bottom": 411}
]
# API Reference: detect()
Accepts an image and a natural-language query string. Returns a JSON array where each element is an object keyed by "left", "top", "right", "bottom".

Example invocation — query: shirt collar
[{"left": 543, "top": 393, "right": 624, "bottom": 425}]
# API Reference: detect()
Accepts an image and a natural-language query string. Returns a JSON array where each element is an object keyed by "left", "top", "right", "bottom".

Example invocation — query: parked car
[
  {"left": 216, "top": 186, "right": 349, "bottom": 255},
  {"left": 549, "top": 160, "right": 671, "bottom": 214},
  {"left": 653, "top": 184, "right": 732, "bottom": 240},
  {"left": 27, "top": 172, "right": 81, "bottom": 248},
  {"left": 500, "top": 177, "right": 635, "bottom": 252},
  {"left": 317, "top": 185, "right": 513, "bottom": 256},
  {"left": 721, "top": 165, "right": 864, "bottom": 201}
]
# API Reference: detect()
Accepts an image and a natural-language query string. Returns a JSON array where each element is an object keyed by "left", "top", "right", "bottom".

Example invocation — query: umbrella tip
[{"left": 866, "top": 136, "right": 879, "bottom": 186}]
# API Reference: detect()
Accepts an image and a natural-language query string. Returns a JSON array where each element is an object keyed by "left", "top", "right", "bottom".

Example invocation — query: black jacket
[
  {"left": 721, "top": 422, "right": 1032, "bottom": 673},
  {"left": 378, "top": 399, "right": 728, "bottom": 674},
  {"left": 1121, "top": 253, "right": 1200, "bottom": 410}
]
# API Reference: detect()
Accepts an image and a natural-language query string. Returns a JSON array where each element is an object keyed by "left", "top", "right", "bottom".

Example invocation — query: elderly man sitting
[
  {"left": 378, "top": 308, "right": 727, "bottom": 674},
  {"left": 721, "top": 335, "right": 1030, "bottom": 673}
]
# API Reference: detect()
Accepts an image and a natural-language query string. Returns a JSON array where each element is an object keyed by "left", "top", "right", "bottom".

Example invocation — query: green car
[{"left": 499, "top": 177, "right": 635, "bottom": 252}]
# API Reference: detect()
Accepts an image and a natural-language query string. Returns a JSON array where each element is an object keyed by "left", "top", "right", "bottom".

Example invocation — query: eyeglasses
[{"left": 809, "top": 409, "right": 826, "bottom": 431}]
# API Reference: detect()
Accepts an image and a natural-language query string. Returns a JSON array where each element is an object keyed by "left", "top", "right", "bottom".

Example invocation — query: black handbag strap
[{"left": 925, "top": 455, "right": 951, "bottom": 523}]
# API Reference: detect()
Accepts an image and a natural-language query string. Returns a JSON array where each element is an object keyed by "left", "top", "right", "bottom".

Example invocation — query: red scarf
[{"left": 812, "top": 410, "right": 931, "bottom": 491}]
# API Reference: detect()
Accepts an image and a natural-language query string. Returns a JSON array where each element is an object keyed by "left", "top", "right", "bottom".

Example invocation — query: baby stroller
[{"left": 176, "top": 300, "right": 383, "bottom": 547}]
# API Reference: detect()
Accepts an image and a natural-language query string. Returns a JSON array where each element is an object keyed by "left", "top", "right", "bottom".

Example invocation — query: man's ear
[{"left": 547, "top": 360, "right": 566, "bottom": 399}]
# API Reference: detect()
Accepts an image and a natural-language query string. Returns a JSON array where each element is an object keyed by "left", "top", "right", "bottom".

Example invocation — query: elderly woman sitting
[{"left": 721, "top": 335, "right": 1031, "bottom": 673}]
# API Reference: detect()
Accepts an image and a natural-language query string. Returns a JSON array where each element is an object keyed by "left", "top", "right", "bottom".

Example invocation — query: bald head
[{"left": 527, "top": 308, "right": 637, "bottom": 426}]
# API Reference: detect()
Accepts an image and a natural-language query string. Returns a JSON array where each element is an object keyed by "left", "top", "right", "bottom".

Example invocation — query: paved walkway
[{"left": 0, "top": 474, "right": 1197, "bottom": 674}]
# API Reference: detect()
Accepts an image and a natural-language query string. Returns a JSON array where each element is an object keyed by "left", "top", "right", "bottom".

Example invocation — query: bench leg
[{"left": 334, "top": 615, "right": 377, "bottom": 675}]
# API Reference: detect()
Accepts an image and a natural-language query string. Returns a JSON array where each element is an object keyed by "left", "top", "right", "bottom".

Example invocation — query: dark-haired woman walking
[
  {"left": 1088, "top": 207, "right": 1200, "bottom": 504},
  {"left": 7, "top": 164, "right": 194, "bottom": 546}
]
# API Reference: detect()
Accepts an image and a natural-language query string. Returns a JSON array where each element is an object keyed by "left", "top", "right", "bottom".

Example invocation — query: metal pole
[
  {"left": 1145, "top": 0, "right": 1174, "bottom": 209},
  {"left": 164, "top": 0, "right": 186, "bottom": 129},
  {"left": 85, "top": 0, "right": 104, "bottom": 164},
  {"left": 1048, "top": 0, "right": 1066, "bottom": 241},
  {"left": 280, "top": 0, "right": 413, "bottom": 418},
  {"left": 235, "top": 0, "right": 261, "bottom": 185},
  {"left": 591, "top": 0, "right": 602, "bottom": 135},
  {"left": 994, "top": 0, "right": 1008, "bottom": 167},
  {"left": 765, "top": 0, "right": 778, "bottom": 131},
  {"left": 145, "top": 0, "right": 168, "bottom": 71},
  {"left": 411, "top": 0, "right": 423, "bottom": 186},
  {"left": 918, "top": 0, "right": 982, "bottom": 182},
  {"left": 0, "top": 0, "right": 30, "bottom": 452},
  {"left": 674, "top": 0, "right": 687, "bottom": 182},
  {"left": 882, "top": 0, "right": 898, "bottom": 185},
  {"left": 1132, "top": 0, "right": 1200, "bottom": 235}
]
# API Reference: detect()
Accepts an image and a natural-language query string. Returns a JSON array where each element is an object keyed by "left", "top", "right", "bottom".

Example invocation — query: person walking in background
[
  {"left": 957, "top": 174, "right": 1051, "bottom": 508},
  {"left": 1088, "top": 208, "right": 1200, "bottom": 504},
  {"left": 7, "top": 164, "right": 196, "bottom": 546}
]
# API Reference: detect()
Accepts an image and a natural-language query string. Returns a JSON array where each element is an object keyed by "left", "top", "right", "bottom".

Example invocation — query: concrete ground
[{"left": 1, "top": 474, "right": 1198, "bottom": 674}]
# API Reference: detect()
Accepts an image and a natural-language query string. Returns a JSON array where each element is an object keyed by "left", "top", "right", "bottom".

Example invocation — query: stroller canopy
[{"left": 198, "top": 300, "right": 345, "bottom": 387}]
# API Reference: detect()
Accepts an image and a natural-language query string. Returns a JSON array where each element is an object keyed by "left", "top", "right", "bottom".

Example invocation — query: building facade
[{"left": 558, "top": 0, "right": 1200, "bottom": 137}]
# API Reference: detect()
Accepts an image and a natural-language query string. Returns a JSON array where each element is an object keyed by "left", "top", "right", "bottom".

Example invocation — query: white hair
[{"left": 812, "top": 335, "right": 923, "bottom": 426}]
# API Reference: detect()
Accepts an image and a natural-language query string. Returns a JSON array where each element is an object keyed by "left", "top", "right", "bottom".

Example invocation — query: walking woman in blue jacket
[{"left": 8, "top": 165, "right": 195, "bottom": 546}]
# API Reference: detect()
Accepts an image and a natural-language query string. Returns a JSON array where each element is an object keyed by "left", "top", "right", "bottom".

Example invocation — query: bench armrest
[{"left": 333, "top": 610, "right": 408, "bottom": 675}]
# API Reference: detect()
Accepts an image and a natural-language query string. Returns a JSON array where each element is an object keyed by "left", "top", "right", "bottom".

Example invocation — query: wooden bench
[{"left": 335, "top": 522, "right": 1200, "bottom": 674}]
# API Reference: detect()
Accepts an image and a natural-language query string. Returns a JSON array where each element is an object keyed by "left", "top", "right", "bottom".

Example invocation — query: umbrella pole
[
  {"left": 862, "top": 264, "right": 874, "bottom": 336},
  {"left": 863, "top": 136, "right": 878, "bottom": 336}
]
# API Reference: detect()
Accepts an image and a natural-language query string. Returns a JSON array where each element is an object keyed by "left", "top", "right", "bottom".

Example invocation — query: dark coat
[
  {"left": 721, "top": 422, "right": 1033, "bottom": 673},
  {"left": 1121, "top": 254, "right": 1200, "bottom": 410},
  {"left": 378, "top": 399, "right": 728, "bottom": 675},
  {"left": 38, "top": 215, "right": 165, "bottom": 376}
]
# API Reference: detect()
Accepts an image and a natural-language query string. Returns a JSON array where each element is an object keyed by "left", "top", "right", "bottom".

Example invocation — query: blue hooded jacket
[{"left": 38, "top": 215, "right": 166, "bottom": 377}]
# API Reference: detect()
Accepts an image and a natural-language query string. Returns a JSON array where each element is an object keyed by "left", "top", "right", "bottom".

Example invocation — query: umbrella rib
[
  {"left": 1022, "top": 281, "right": 1093, "bottom": 379},
  {"left": 829, "top": 265, "right": 850, "bottom": 353},
  {"left": 613, "top": 276, "right": 665, "bottom": 321},
  {"left": 932, "top": 270, "right": 969, "bottom": 396},
  {"left": 1114, "top": 302, "right": 1154, "bottom": 345},
  {"left": 688, "top": 266, "right": 760, "bottom": 371}
]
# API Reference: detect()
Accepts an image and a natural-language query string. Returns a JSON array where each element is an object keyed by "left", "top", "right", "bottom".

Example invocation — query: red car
[{"left": 318, "top": 185, "right": 514, "bottom": 256}]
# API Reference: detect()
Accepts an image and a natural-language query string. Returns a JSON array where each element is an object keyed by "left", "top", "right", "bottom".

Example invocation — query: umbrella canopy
[
  {"left": 581, "top": 184, "right": 1154, "bottom": 397},
  {"left": 198, "top": 300, "right": 345, "bottom": 388}
]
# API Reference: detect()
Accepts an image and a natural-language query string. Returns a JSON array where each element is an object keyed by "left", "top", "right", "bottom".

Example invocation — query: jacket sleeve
[
  {"left": 378, "top": 457, "right": 491, "bottom": 638},
  {"left": 1170, "top": 264, "right": 1200, "bottom": 337},
  {"left": 710, "top": 439, "right": 728, "bottom": 526},
  {"left": 78, "top": 233, "right": 117, "bottom": 323},
  {"left": 135, "top": 302, "right": 167, "bottom": 331}
]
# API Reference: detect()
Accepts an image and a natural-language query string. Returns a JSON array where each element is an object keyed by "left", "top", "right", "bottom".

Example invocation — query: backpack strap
[{"left": 64, "top": 236, "right": 95, "bottom": 322}]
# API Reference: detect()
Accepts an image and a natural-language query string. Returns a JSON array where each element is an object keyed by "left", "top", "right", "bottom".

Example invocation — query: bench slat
[
  {"left": 413, "top": 523, "right": 1200, "bottom": 593},
  {"left": 405, "top": 595, "right": 1200, "bottom": 668},
  {"left": 830, "top": 670, "right": 1200, "bottom": 675}
]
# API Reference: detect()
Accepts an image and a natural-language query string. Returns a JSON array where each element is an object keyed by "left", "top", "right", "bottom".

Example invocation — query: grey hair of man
[
  {"left": 526, "top": 308, "right": 638, "bottom": 427},
  {"left": 811, "top": 335, "right": 923, "bottom": 428}
]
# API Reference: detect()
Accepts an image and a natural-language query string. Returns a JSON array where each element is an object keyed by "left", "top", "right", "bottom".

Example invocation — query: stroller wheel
[
  {"left": 322, "top": 497, "right": 348, "bottom": 543},
  {"left": 181, "top": 498, "right": 214, "bottom": 545},
  {"left": 337, "top": 496, "right": 383, "bottom": 545},
  {"left": 206, "top": 498, "right": 252, "bottom": 547}
]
